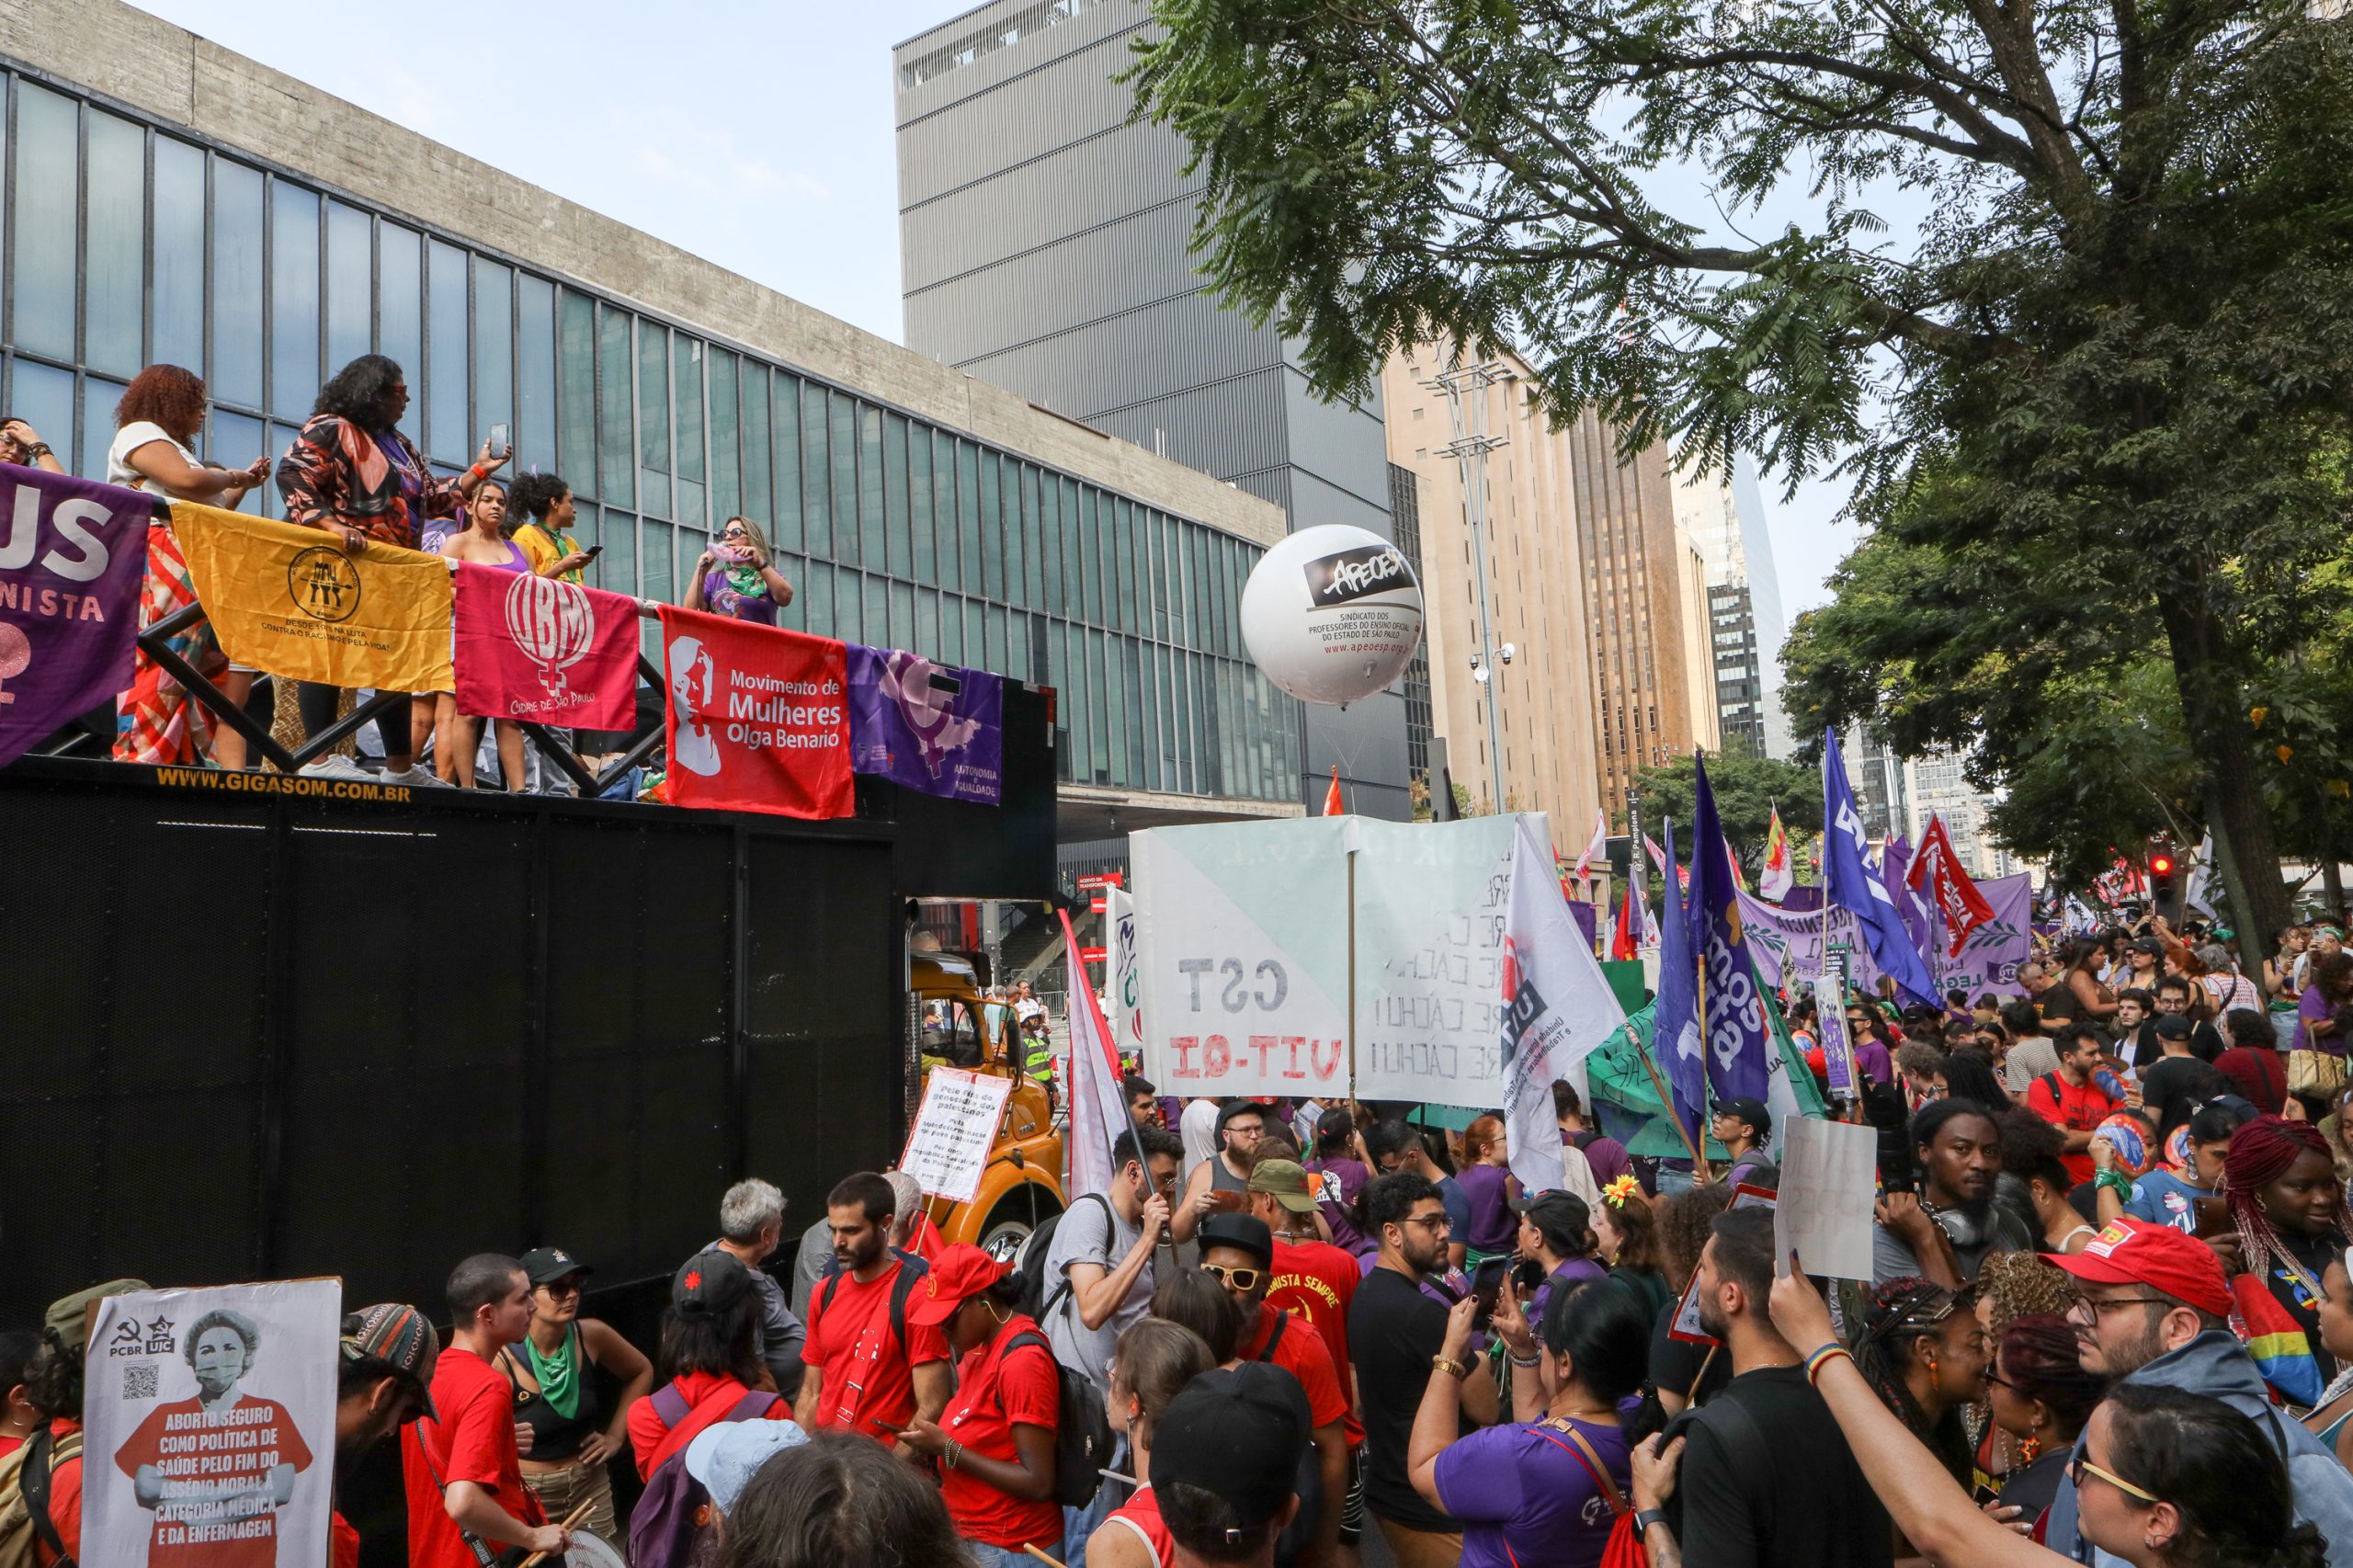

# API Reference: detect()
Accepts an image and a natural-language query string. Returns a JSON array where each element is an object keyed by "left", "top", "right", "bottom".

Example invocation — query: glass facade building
[{"left": 0, "top": 66, "right": 1299, "bottom": 804}]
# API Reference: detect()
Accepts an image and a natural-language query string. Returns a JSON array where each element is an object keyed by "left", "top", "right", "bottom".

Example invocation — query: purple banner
[
  {"left": 1567, "top": 899, "right": 1599, "bottom": 955},
  {"left": 1741, "top": 872, "right": 2036, "bottom": 999},
  {"left": 846, "top": 644, "right": 1005, "bottom": 805},
  {"left": 0, "top": 466, "right": 153, "bottom": 768}
]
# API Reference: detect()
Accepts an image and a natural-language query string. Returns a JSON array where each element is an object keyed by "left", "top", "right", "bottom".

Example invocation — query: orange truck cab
[{"left": 911, "top": 952, "right": 1066, "bottom": 1260}]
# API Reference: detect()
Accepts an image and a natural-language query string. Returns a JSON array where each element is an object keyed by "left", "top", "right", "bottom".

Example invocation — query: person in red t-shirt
[
  {"left": 625, "top": 1251, "right": 793, "bottom": 1480},
  {"left": 2027, "top": 1025, "right": 2125, "bottom": 1185},
  {"left": 794, "top": 1173, "right": 950, "bottom": 1445},
  {"left": 1246, "top": 1161, "right": 1363, "bottom": 1451},
  {"left": 1092, "top": 1319, "right": 1219, "bottom": 1568},
  {"left": 1199, "top": 1213, "right": 1347, "bottom": 1566},
  {"left": 894, "top": 1245, "right": 1063, "bottom": 1562},
  {"left": 402, "top": 1256, "right": 569, "bottom": 1568}
]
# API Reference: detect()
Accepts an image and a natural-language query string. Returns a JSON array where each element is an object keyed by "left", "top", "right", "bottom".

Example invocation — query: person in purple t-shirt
[
  {"left": 1512, "top": 1192, "right": 1610, "bottom": 1328},
  {"left": 2300, "top": 951, "right": 2353, "bottom": 1058},
  {"left": 1553, "top": 1080, "right": 1634, "bottom": 1189},
  {"left": 1304, "top": 1106, "right": 1373, "bottom": 1255},
  {"left": 687, "top": 517, "right": 796, "bottom": 624},
  {"left": 1456, "top": 1115, "right": 1522, "bottom": 1261}
]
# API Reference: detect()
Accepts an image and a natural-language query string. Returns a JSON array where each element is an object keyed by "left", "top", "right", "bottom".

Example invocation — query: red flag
[
  {"left": 1322, "top": 766, "right": 1344, "bottom": 816},
  {"left": 453, "top": 562, "right": 642, "bottom": 727},
  {"left": 657, "top": 606, "right": 853, "bottom": 819},
  {"left": 1905, "top": 813, "right": 1998, "bottom": 955},
  {"left": 1609, "top": 879, "right": 1640, "bottom": 960}
]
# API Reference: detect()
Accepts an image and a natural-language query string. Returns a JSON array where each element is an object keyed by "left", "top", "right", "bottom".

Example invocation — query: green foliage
[{"left": 1621, "top": 750, "right": 1823, "bottom": 862}]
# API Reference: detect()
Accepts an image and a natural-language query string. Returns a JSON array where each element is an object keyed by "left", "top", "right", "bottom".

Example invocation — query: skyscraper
[
  {"left": 1676, "top": 460, "right": 1792, "bottom": 758},
  {"left": 893, "top": 0, "right": 1415, "bottom": 818}
]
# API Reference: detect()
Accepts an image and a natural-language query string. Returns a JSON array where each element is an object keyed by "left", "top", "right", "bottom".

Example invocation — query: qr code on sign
[{"left": 122, "top": 1365, "right": 158, "bottom": 1401}]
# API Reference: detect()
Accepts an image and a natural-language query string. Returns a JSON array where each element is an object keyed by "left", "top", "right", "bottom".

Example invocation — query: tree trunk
[
  {"left": 2324, "top": 852, "right": 2347, "bottom": 928},
  {"left": 2154, "top": 591, "right": 2291, "bottom": 967}
]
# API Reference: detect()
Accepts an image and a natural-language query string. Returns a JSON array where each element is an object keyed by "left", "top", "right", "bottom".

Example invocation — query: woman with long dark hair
[
  {"left": 1851, "top": 1278, "right": 1988, "bottom": 1495},
  {"left": 437, "top": 480, "right": 531, "bottom": 789},
  {"left": 275, "top": 354, "right": 505, "bottom": 783},
  {"left": 624, "top": 1252, "right": 790, "bottom": 1482}
]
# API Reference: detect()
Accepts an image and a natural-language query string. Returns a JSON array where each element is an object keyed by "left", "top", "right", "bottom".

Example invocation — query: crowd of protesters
[{"left": 7, "top": 352, "right": 796, "bottom": 792}]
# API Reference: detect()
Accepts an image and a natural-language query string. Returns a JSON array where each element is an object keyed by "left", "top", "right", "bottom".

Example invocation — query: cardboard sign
[
  {"left": 79, "top": 1279, "right": 338, "bottom": 1568},
  {"left": 1352, "top": 816, "right": 1522, "bottom": 1105},
  {"left": 899, "top": 1068, "right": 1017, "bottom": 1204},
  {"left": 1773, "top": 1118, "right": 1880, "bottom": 1281}
]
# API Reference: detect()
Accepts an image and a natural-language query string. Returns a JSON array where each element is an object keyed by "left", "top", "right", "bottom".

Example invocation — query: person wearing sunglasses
[
  {"left": 688, "top": 517, "right": 795, "bottom": 624},
  {"left": 1198, "top": 1213, "right": 1347, "bottom": 1567},
  {"left": 498, "top": 1247, "right": 653, "bottom": 1543},
  {"left": 1762, "top": 1257, "right": 2328, "bottom": 1568},
  {"left": 1984, "top": 1314, "right": 2105, "bottom": 1527}
]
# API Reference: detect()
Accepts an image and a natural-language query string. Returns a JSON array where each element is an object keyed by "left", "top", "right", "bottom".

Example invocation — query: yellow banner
[{"left": 172, "top": 503, "right": 455, "bottom": 692}]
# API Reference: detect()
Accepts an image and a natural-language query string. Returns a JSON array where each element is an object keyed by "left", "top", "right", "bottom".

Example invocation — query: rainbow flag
[{"left": 2232, "top": 1270, "right": 2325, "bottom": 1407}]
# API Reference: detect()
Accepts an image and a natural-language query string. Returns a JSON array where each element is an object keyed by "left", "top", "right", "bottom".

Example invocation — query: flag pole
[
  {"left": 1693, "top": 928, "right": 1714, "bottom": 1185},
  {"left": 1636, "top": 1039, "right": 1707, "bottom": 1169}
]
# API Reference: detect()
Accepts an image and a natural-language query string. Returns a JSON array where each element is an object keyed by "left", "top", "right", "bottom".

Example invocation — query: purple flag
[
  {"left": 0, "top": 466, "right": 153, "bottom": 768},
  {"left": 845, "top": 643, "right": 1005, "bottom": 804},
  {"left": 1880, "top": 835, "right": 1937, "bottom": 960}
]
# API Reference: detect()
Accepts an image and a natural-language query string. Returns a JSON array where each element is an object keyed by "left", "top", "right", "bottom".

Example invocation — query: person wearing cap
[
  {"left": 1199, "top": 1213, "right": 1347, "bottom": 1565},
  {"left": 1511, "top": 1190, "right": 1608, "bottom": 1330},
  {"left": 2035, "top": 1215, "right": 2353, "bottom": 1562},
  {"left": 2134, "top": 1013, "right": 2206, "bottom": 1137},
  {"left": 628, "top": 1250, "right": 792, "bottom": 1481},
  {"left": 681, "top": 1416, "right": 808, "bottom": 1539},
  {"left": 404, "top": 1255, "right": 570, "bottom": 1568},
  {"left": 1174, "top": 1100, "right": 1270, "bottom": 1245},
  {"left": 330, "top": 1305, "right": 440, "bottom": 1568},
  {"left": 708, "top": 1177, "right": 807, "bottom": 1395},
  {"left": 2153, "top": 974, "right": 2227, "bottom": 1064},
  {"left": 891, "top": 1244, "right": 1062, "bottom": 1565},
  {"left": 1249, "top": 1159, "right": 1364, "bottom": 1480},
  {"left": 499, "top": 1247, "right": 652, "bottom": 1542},
  {"left": 1711, "top": 1097, "right": 1775, "bottom": 1189},
  {"left": 1150, "top": 1364, "right": 1312, "bottom": 1568},
  {"left": 796, "top": 1172, "right": 950, "bottom": 1448},
  {"left": 20, "top": 1279, "right": 149, "bottom": 1568}
]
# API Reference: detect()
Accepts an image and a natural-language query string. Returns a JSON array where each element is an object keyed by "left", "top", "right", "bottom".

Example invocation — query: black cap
[
  {"left": 1509, "top": 1190, "right": 1593, "bottom": 1252},
  {"left": 1215, "top": 1098, "right": 1272, "bottom": 1138},
  {"left": 1714, "top": 1096, "right": 1772, "bottom": 1140},
  {"left": 2131, "top": 936, "right": 2165, "bottom": 954},
  {"left": 1151, "top": 1365, "right": 1312, "bottom": 1532},
  {"left": 2154, "top": 1014, "right": 2193, "bottom": 1040},
  {"left": 672, "top": 1249, "right": 753, "bottom": 1316},
  {"left": 517, "top": 1247, "right": 593, "bottom": 1287},
  {"left": 1198, "top": 1212, "right": 1274, "bottom": 1268}
]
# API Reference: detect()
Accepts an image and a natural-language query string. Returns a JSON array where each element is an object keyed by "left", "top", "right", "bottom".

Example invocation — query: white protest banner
[
  {"left": 1108, "top": 885, "right": 1145, "bottom": 1064},
  {"left": 1496, "top": 815, "right": 1630, "bottom": 1193},
  {"left": 80, "top": 1279, "right": 338, "bottom": 1568},
  {"left": 899, "top": 1067, "right": 1017, "bottom": 1204},
  {"left": 1773, "top": 1118, "right": 1880, "bottom": 1280},
  {"left": 1133, "top": 817, "right": 1353, "bottom": 1097},
  {"left": 1352, "top": 814, "right": 1521, "bottom": 1105}
]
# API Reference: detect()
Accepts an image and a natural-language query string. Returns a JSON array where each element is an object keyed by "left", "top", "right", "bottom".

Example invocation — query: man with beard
[
  {"left": 1872, "top": 1100, "right": 2032, "bottom": 1289},
  {"left": 1347, "top": 1173, "right": 1498, "bottom": 1567},
  {"left": 794, "top": 1172, "right": 949, "bottom": 1448},
  {"left": 2039, "top": 1217, "right": 2353, "bottom": 1565},
  {"left": 1631, "top": 1208, "right": 1891, "bottom": 1568}
]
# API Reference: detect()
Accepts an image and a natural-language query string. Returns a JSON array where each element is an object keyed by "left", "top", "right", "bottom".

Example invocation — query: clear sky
[{"left": 129, "top": 0, "right": 1861, "bottom": 613}]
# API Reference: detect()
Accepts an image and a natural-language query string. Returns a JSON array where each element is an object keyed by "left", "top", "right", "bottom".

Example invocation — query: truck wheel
[{"left": 977, "top": 1196, "right": 1060, "bottom": 1263}]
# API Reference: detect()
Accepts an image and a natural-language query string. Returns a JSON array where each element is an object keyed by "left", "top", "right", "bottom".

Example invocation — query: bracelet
[
  {"left": 27, "top": 443, "right": 51, "bottom": 457},
  {"left": 942, "top": 1438, "right": 961, "bottom": 1470},
  {"left": 1432, "top": 1355, "right": 1471, "bottom": 1379},
  {"left": 1803, "top": 1343, "right": 1853, "bottom": 1387},
  {"left": 1508, "top": 1351, "right": 1542, "bottom": 1369}
]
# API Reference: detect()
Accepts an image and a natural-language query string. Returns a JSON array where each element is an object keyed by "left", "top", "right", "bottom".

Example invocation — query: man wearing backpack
[
  {"left": 795, "top": 1173, "right": 949, "bottom": 1449},
  {"left": 3, "top": 1278, "right": 147, "bottom": 1568}
]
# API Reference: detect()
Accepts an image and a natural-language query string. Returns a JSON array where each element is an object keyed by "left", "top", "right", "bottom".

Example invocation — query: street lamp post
[{"left": 1427, "top": 359, "right": 1513, "bottom": 815}]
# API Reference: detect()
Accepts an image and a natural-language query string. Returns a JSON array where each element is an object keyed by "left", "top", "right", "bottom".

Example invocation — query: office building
[
  {"left": 1845, "top": 726, "right": 1912, "bottom": 846},
  {"left": 0, "top": 0, "right": 1307, "bottom": 858},
  {"left": 892, "top": 0, "right": 1416, "bottom": 819},
  {"left": 1905, "top": 751, "right": 2018, "bottom": 877},
  {"left": 1675, "top": 460, "right": 1791, "bottom": 758},
  {"left": 1381, "top": 350, "right": 1603, "bottom": 835}
]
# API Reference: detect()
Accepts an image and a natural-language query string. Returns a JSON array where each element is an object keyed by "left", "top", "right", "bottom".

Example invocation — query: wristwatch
[{"left": 1633, "top": 1508, "right": 1667, "bottom": 1536}]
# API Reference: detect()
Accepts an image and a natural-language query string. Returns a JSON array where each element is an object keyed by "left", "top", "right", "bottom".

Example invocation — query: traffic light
[{"left": 2146, "top": 837, "right": 2178, "bottom": 908}]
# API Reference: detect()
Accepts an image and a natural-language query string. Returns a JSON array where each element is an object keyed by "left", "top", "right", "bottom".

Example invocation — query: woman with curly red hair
[{"left": 107, "top": 364, "right": 274, "bottom": 767}]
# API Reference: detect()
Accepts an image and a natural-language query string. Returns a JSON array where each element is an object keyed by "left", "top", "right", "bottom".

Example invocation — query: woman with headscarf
[{"left": 2222, "top": 1115, "right": 2353, "bottom": 1410}]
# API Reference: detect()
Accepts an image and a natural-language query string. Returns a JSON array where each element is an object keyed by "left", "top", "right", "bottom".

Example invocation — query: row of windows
[{"left": 0, "top": 70, "right": 1296, "bottom": 801}]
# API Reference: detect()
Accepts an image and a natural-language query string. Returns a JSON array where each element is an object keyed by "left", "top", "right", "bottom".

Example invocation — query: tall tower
[{"left": 1676, "top": 458, "right": 1792, "bottom": 757}]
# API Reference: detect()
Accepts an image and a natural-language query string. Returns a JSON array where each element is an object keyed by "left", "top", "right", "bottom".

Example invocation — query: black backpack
[
  {"left": 814, "top": 1250, "right": 930, "bottom": 1355},
  {"left": 1014, "top": 1193, "right": 1110, "bottom": 1322},
  {"left": 1001, "top": 1330, "right": 1116, "bottom": 1508}
]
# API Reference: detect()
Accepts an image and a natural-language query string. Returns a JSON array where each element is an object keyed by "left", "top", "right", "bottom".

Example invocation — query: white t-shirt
[
  {"left": 107, "top": 422, "right": 208, "bottom": 501},
  {"left": 1179, "top": 1096, "right": 1222, "bottom": 1179}
]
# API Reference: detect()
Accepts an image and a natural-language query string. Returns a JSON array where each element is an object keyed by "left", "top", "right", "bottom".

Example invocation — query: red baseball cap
[
  {"left": 908, "top": 1244, "right": 1015, "bottom": 1327},
  {"left": 2045, "top": 1217, "right": 2234, "bottom": 1319}
]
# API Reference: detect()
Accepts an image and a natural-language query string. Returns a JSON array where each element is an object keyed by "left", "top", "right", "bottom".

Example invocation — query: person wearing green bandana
[{"left": 500, "top": 1247, "right": 654, "bottom": 1542}]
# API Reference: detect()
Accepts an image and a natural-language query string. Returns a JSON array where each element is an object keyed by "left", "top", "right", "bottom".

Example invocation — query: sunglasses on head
[{"left": 1203, "top": 1264, "right": 1263, "bottom": 1292}]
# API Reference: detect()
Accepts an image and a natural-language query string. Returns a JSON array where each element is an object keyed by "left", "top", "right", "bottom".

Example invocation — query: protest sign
[
  {"left": 1108, "top": 885, "right": 1145, "bottom": 1064},
  {"left": 898, "top": 1067, "right": 1017, "bottom": 1204},
  {"left": 172, "top": 504, "right": 454, "bottom": 693},
  {"left": 1813, "top": 974, "right": 1858, "bottom": 1099},
  {"left": 845, "top": 645, "right": 1004, "bottom": 804},
  {"left": 80, "top": 1278, "right": 337, "bottom": 1568},
  {"left": 1133, "top": 817, "right": 1354, "bottom": 1097},
  {"left": 0, "top": 467, "right": 152, "bottom": 768},
  {"left": 1495, "top": 815, "right": 1629, "bottom": 1193},
  {"left": 451, "top": 562, "right": 641, "bottom": 727},
  {"left": 1352, "top": 815, "right": 1520, "bottom": 1104},
  {"left": 1773, "top": 1118, "right": 1880, "bottom": 1280},
  {"left": 657, "top": 607, "right": 853, "bottom": 819}
]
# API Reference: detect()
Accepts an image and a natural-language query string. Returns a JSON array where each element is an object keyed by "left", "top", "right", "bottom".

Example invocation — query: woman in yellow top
[{"left": 509, "top": 473, "right": 596, "bottom": 585}]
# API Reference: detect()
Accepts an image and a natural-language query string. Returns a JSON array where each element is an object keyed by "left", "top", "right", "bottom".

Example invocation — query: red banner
[
  {"left": 657, "top": 606, "right": 853, "bottom": 819},
  {"left": 1905, "top": 812, "right": 1997, "bottom": 954},
  {"left": 452, "top": 563, "right": 642, "bottom": 727}
]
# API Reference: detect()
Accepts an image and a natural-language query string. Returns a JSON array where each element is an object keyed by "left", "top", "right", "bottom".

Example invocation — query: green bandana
[{"left": 523, "top": 1324, "right": 580, "bottom": 1421}]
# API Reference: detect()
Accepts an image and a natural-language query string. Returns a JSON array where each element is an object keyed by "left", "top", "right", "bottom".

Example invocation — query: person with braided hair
[
  {"left": 2222, "top": 1114, "right": 2352, "bottom": 1409},
  {"left": 1849, "top": 1278, "right": 1989, "bottom": 1499},
  {"left": 1984, "top": 1314, "right": 2105, "bottom": 1525}
]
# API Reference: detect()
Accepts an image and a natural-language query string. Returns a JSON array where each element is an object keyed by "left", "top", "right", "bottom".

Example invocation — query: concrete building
[
  {"left": 1675, "top": 460, "right": 1791, "bottom": 758},
  {"left": 1846, "top": 726, "right": 1913, "bottom": 846},
  {"left": 1381, "top": 352, "right": 1604, "bottom": 835},
  {"left": 0, "top": 0, "right": 1307, "bottom": 860},
  {"left": 1904, "top": 751, "right": 2018, "bottom": 877},
  {"left": 892, "top": 0, "right": 1417, "bottom": 820}
]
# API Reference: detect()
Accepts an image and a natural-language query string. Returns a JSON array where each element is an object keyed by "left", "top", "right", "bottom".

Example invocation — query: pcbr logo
[{"left": 1301, "top": 543, "right": 1412, "bottom": 607}]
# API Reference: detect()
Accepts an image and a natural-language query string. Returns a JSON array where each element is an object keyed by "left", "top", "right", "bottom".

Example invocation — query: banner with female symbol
[{"left": 452, "top": 562, "right": 640, "bottom": 726}]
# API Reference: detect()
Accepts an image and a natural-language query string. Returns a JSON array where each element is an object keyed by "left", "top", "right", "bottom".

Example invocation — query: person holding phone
[
  {"left": 688, "top": 517, "right": 794, "bottom": 622},
  {"left": 508, "top": 472, "right": 597, "bottom": 585}
]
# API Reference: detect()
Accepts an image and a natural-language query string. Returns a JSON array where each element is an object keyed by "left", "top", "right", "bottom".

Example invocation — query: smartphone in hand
[{"left": 488, "top": 422, "right": 512, "bottom": 460}]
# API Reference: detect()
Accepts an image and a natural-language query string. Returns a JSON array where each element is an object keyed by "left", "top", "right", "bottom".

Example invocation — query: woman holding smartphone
[
  {"left": 688, "top": 517, "right": 794, "bottom": 622},
  {"left": 509, "top": 472, "right": 597, "bottom": 584}
]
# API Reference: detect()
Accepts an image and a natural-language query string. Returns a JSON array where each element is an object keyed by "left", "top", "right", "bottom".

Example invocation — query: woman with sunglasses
[
  {"left": 1753, "top": 1265, "right": 2327, "bottom": 1568},
  {"left": 499, "top": 1248, "right": 654, "bottom": 1543},
  {"left": 688, "top": 517, "right": 795, "bottom": 623}
]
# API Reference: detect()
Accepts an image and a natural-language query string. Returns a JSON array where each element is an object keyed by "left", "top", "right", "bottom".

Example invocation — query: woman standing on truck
[
  {"left": 498, "top": 1248, "right": 653, "bottom": 1543},
  {"left": 894, "top": 1246, "right": 1062, "bottom": 1566}
]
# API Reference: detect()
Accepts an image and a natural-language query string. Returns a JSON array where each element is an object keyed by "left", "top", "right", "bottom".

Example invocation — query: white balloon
[{"left": 1240, "top": 524, "right": 1426, "bottom": 706}]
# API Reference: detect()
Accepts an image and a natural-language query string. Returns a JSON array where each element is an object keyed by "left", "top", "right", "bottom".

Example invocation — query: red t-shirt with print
[{"left": 1266, "top": 1237, "right": 1362, "bottom": 1445}]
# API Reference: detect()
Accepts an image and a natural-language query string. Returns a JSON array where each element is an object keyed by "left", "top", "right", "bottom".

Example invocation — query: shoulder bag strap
[
  {"left": 1526, "top": 1421, "right": 1631, "bottom": 1517},
  {"left": 20, "top": 1428, "right": 74, "bottom": 1568},
  {"left": 1044, "top": 1193, "right": 1114, "bottom": 1324},
  {"left": 1257, "top": 1312, "right": 1287, "bottom": 1362},
  {"left": 411, "top": 1414, "right": 507, "bottom": 1568}
]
